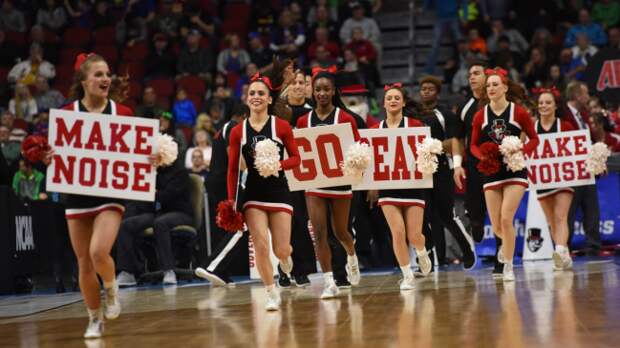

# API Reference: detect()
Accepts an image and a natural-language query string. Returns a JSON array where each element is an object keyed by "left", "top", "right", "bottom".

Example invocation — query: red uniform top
[
  {"left": 296, "top": 107, "right": 361, "bottom": 142},
  {"left": 63, "top": 99, "right": 134, "bottom": 116},
  {"left": 370, "top": 116, "right": 424, "bottom": 129},
  {"left": 470, "top": 102, "right": 539, "bottom": 160},
  {"left": 227, "top": 116, "right": 300, "bottom": 200}
]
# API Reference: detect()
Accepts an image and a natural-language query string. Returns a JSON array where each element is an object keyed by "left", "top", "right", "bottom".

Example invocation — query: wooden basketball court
[{"left": 1, "top": 259, "right": 619, "bottom": 347}]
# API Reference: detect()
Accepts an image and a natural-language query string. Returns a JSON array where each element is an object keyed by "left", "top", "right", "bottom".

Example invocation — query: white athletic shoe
[
  {"left": 265, "top": 289, "right": 281, "bottom": 311},
  {"left": 345, "top": 255, "right": 361, "bottom": 286},
  {"left": 116, "top": 271, "right": 137, "bottom": 287},
  {"left": 399, "top": 277, "right": 415, "bottom": 291},
  {"left": 561, "top": 252, "right": 573, "bottom": 270},
  {"left": 418, "top": 250, "right": 432, "bottom": 276},
  {"left": 104, "top": 284, "right": 121, "bottom": 320},
  {"left": 279, "top": 256, "right": 294, "bottom": 276},
  {"left": 163, "top": 270, "right": 177, "bottom": 285},
  {"left": 320, "top": 279, "right": 340, "bottom": 299},
  {"left": 497, "top": 247, "right": 506, "bottom": 264},
  {"left": 503, "top": 263, "right": 515, "bottom": 282},
  {"left": 552, "top": 251, "right": 564, "bottom": 271},
  {"left": 195, "top": 267, "right": 227, "bottom": 286},
  {"left": 84, "top": 318, "right": 104, "bottom": 339}
]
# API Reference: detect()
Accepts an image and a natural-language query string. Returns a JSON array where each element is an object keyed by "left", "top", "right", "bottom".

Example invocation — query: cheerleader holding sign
[{"left": 470, "top": 68, "right": 539, "bottom": 282}]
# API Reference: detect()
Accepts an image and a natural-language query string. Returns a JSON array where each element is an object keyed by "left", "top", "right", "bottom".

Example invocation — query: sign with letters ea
[
  {"left": 46, "top": 109, "right": 158, "bottom": 201},
  {"left": 353, "top": 127, "right": 433, "bottom": 190},
  {"left": 285, "top": 123, "right": 356, "bottom": 191},
  {"left": 525, "top": 129, "right": 595, "bottom": 190}
]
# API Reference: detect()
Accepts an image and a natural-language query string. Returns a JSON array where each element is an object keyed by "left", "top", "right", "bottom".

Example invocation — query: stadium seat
[
  {"left": 5, "top": 31, "right": 27, "bottom": 46},
  {"left": 146, "top": 78, "right": 175, "bottom": 98},
  {"left": 227, "top": 72, "right": 241, "bottom": 90},
  {"left": 62, "top": 27, "right": 91, "bottom": 48},
  {"left": 93, "top": 26, "right": 117, "bottom": 46},
  {"left": 128, "top": 80, "right": 143, "bottom": 100},
  {"left": 59, "top": 47, "right": 86, "bottom": 65},
  {"left": 177, "top": 75, "right": 206, "bottom": 97},
  {"left": 187, "top": 93, "right": 203, "bottom": 112},
  {"left": 92, "top": 45, "right": 119, "bottom": 67},
  {"left": 121, "top": 42, "right": 149, "bottom": 62},
  {"left": 118, "top": 62, "right": 145, "bottom": 81},
  {"left": 54, "top": 65, "right": 74, "bottom": 84},
  {"left": 0, "top": 68, "right": 9, "bottom": 84}
]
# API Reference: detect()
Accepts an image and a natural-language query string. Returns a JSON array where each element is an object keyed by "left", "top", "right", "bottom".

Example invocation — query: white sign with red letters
[
  {"left": 46, "top": 109, "right": 158, "bottom": 201},
  {"left": 525, "top": 129, "right": 595, "bottom": 190},
  {"left": 353, "top": 127, "right": 433, "bottom": 190},
  {"left": 285, "top": 123, "right": 356, "bottom": 191}
]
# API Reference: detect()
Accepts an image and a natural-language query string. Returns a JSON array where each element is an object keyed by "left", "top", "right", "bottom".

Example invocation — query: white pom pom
[
  {"left": 499, "top": 136, "right": 523, "bottom": 156},
  {"left": 503, "top": 151, "right": 526, "bottom": 172},
  {"left": 340, "top": 141, "right": 372, "bottom": 182},
  {"left": 415, "top": 137, "right": 443, "bottom": 175},
  {"left": 254, "top": 139, "right": 282, "bottom": 178},
  {"left": 585, "top": 142, "right": 611, "bottom": 175},
  {"left": 156, "top": 133, "right": 178, "bottom": 167}
]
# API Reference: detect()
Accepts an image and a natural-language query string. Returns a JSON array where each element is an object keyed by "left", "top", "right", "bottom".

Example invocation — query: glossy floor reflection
[{"left": 1, "top": 258, "right": 619, "bottom": 348}]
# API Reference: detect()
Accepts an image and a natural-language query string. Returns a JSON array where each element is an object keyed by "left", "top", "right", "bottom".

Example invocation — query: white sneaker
[
  {"left": 116, "top": 271, "right": 137, "bottom": 287},
  {"left": 279, "top": 256, "right": 293, "bottom": 276},
  {"left": 345, "top": 255, "right": 361, "bottom": 286},
  {"left": 163, "top": 270, "right": 177, "bottom": 285},
  {"left": 552, "top": 251, "right": 564, "bottom": 271},
  {"left": 561, "top": 252, "right": 573, "bottom": 270},
  {"left": 497, "top": 247, "right": 506, "bottom": 264},
  {"left": 84, "top": 318, "right": 104, "bottom": 339},
  {"left": 195, "top": 267, "right": 227, "bottom": 286},
  {"left": 418, "top": 250, "right": 432, "bottom": 276},
  {"left": 503, "top": 263, "right": 515, "bottom": 282},
  {"left": 265, "top": 289, "right": 281, "bottom": 311},
  {"left": 320, "top": 279, "right": 340, "bottom": 299},
  {"left": 399, "top": 277, "right": 415, "bottom": 291},
  {"left": 104, "top": 284, "right": 121, "bottom": 320}
]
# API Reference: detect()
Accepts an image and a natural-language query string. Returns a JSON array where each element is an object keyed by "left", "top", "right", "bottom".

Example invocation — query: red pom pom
[
  {"left": 477, "top": 142, "right": 501, "bottom": 176},
  {"left": 21, "top": 135, "right": 51, "bottom": 164},
  {"left": 216, "top": 199, "right": 245, "bottom": 232}
]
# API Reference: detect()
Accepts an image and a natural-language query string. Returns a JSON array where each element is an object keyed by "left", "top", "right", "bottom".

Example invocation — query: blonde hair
[{"left": 68, "top": 54, "right": 129, "bottom": 102}]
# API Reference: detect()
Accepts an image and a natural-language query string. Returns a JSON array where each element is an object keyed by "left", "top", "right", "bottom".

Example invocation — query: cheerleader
[
  {"left": 296, "top": 67, "right": 361, "bottom": 299},
  {"left": 226, "top": 73, "right": 301, "bottom": 310},
  {"left": 470, "top": 68, "right": 539, "bottom": 282},
  {"left": 533, "top": 87, "right": 574, "bottom": 270},
  {"left": 367, "top": 83, "right": 432, "bottom": 290},
  {"left": 45, "top": 53, "right": 132, "bottom": 338}
]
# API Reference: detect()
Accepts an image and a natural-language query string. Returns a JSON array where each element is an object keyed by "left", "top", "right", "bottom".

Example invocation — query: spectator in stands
[
  {"left": 608, "top": 26, "right": 620, "bottom": 49},
  {"left": 270, "top": 8, "right": 306, "bottom": 60},
  {"left": 342, "top": 47, "right": 359, "bottom": 72},
  {"left": 248, "top": 31, "right": 273, "bottom": 70},
  {"left": 467, "top": 28, "right": 487, "bottom": 56},
  {"left": 194, "top": 113, "right": 215, "bottom": 138},
  {"left": 159, "top": 110, "right": 187, "bottom": 156},
  {"left": 188, "top": 148, "right": 209, "bottom": 182},
  {"left": 308, "top": 27, "right": 340, "bottom": 62},
  {"left": 338, "top": 0, "right": 373, "bottom": 24},
  {"left": 12, "top": 158, "right": 46, "bottom": 201},
  {"left": 172, "top": 87, "right": 197, "bottom": 128},
  {"left": 30, "top": 24, "right": 59, "bottom": 64},
  {"left": 135, "top": 86, "right": 163, "bottom": 119},
  {"left": 151, "top": 0, "right": 183, "bottom": 40},
  {"left": 0, "top": 0, "right": 26, "bottom": 32},
  {"left": 92, "top": 0, "right": 112, "bottom": 30},
  {"left": 545, "top": 64, "right": 566, "bottom": 92},
  {"left": 591, "top": 111, "right": 620, "bottom": 152},
  {"left": 234, "top": 62, "right": 258, "bottom": 99},
  {"left": 569, "top": 34, "right": 598, "bottom": 81},
  {"left": 9, "top": 83, "right": 37, "bottom": 122},
  {"left": 146, "top": 33, "right": 176, "bottom": 79},
  {"left": 216, "top": 33, "right": 251, "bottom": 76},
  {"left": 117, "top": 13, "right": 148, "bottom": 47},
  {"left": 307, "top": 0, "right": 338, "bottom": 28},
  {"left": 422, "top": 0, "right": 466, "bottom": 74},
  {"left": 31, "top": 110, "right": 49, "bottom": 137},
  {"left": 490, "top": 35, "right": 514, "bottom": 68},
  {"left": 345, "top": 27, "right": 378, "bottom": 86},
  {"left": 1, "top": 110, "right": 26, "bottom": 142},
  {"left": 250, "top": 0, "right": 276, "bottom": 35},
  {"left": 339, "top": 3, "right": 380, "bottom": 48},
  {"left": 312, "top": 45, "right": 338, "bottom": 67},
  {"left": 486, "top": 19, "right": 529, "bottom": 59},
  {"left": 0, "top": 29, "right": 22, "bottom": 68},
  {"left": 37, "top": 0, "right": 67, "bottom": 31},
  {"left": 565, "top": 9, "right": 607, "bottom": 47},
  {"left": 523, "top": 47, "right": 549, "bottom": 89},
  {"left": 308, "top": 4, "right": 339, "bottom": 42},
  {"left": 207, "top": 85, "right": 233, "bottom": 123},
  {"left": 179, "top": 1, "right": 218, "bottom": 40},
  {"left": 0, "top": 124, "right": 19, "bottom": 169},
  {"left": 34, "top": 75, "right": 64, "bottom": 110},
  {"left": 479, "top": 0, "right": 509, "bottom": 22},
  {"left": 530, "top": 27, "right": 559, "bottom": 63},
  {"left": 64, "top": 0, "right": 92, "bottom": 28},
  {"left": 116, "top": 158, "right": 193, "bottom": 287},
  {"left": 184, "top": 129, "right": 212, "bottom": 170},
  {"left": 8, "top": 43, "right": 55, "bottom": 86},
  {"left": 592, "top": 0, "right": 620, "bottom": 29},
  {"left": 289, "top": 1, "right": 304, "bottom": 25},
  {"left": 177, "top": 29, "right": 213, "bottom": 81}
]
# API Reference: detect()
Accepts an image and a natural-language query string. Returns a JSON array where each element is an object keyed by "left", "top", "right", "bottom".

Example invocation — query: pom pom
[
  {"left": 477, "top": 142, "right": 501, "bottom": 176},
  {"left": 585, "top": 142, "right": 611, "bottom": 175},
  {"left": 156, "top": 133, "right": 178, "bottom": 167},
  {"left": 415, "top": 137, "right": 443, "bottom": 175},
  {"left": 500, "top": 136, "right": 525, "bottom": 172},
  {"left": 254, "top": 139, "right": 281, "bottom": 178},
  {"left": 340, "top": 141, "right": 372, "bottom": 182},
  {"left": 216, "top": 199, "right": 245, "bottom": 232},
  {"left": 21, "top": 135, "right": 51, "bottom": 164}
]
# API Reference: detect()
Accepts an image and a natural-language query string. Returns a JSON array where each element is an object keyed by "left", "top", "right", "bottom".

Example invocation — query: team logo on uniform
[
  {"left": 250, "top": 135, "right": 268, "bottom": 153},
  {"left": 488, "top": 119, "right": 510, "bottom": 144},
  {"left": 526, "top": 228, "right": 544, "bottom": 253}
]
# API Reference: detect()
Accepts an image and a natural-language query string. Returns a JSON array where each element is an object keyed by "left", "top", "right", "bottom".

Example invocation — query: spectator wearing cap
[
  {"left": 269, "top": 8, "right": 305, "bottom": 59},
  {"left": 338, "top": 0, "right": 373, "bottom": 24},
  {"left": 146, "top": 33, "right": 176, "bottom": 79},
  {"left": 8, "top": 43, "right": 56, "bottom": 85},
  {"left": 248, "top": 31, "right": 273, "bottom": 70},
  {"left": 36, "top": 0, "right": 66, "bottom": 31},
  {"left": 12, "top": 158, "right": 46, "bottom": 201},
  {"left": 216, "top": 33, "right": 251, "bottom": 76},
  {"left": 34, "top": 75, "right": 64, "bottom": 110},
  {"left": 565, "top": 8, "right": 608, "bottom": 47},
  {"left": 0, "top": 0, "right": 26, "bottom": 32},
  {"left": 307, "top": 27, "right": 340, "bottom": 62},
  {"left": 135, "top": 86, "right": 164, "bottom": 119},
  {"left": 176, "top": 29, "right": 214, "bottom": 81}
]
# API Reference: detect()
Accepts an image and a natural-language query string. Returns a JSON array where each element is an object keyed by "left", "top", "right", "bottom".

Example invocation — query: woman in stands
[
  {"left": 533, "top": 87, "right": 575, "bottom": 271},
  {"left": 367, "top": 83, "right": 432, "bottom": 290},
  {"left": 470, "top": 68, "right": 539, "bottom": 282},
  {"left": 45, "top": 53, "right": 133, "bottom": 338},
  {"left": 295, "top": 67, "right": 361, "bottom": 299},
  {"left": 226, "top": 72, "right": 301, "bottom": 311}
]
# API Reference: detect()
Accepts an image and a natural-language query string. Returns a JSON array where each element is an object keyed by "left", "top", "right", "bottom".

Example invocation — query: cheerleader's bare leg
[
  {"left": 306, "top": 195, "right": 339, "bottom": 298},
  {"left": 329, "top": 198, "right": 361, "bottom": 286},
  {"left": 540, "top": 192, "right": 574, "bottom": 270},
  {"left": 268, "top": 211, "right": 294, "bottom": 274},
  {"left": 498, "top": 185, "right": 526, "bottom": 281}
]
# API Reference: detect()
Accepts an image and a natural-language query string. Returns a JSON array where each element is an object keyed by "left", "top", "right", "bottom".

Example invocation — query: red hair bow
[
  {"left": 485, "top": 67, "right": 508, "bottom": 82},
  {"left": 311, "top": 65, "right": 337, "bottom": 78},
  {"left": 384, "top": 82, "right": 402, "bottom": 91},
  {"left": 250, "top": 72, "right": 274, "bottom": 91},
  {"left": 532, "top": 86, "right": 561, "bottom": 99},
  {"left": 74, "top": 52, "right": 95, "bottom": 72}
]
